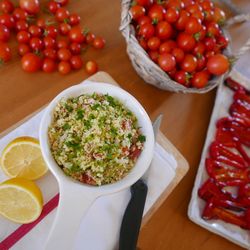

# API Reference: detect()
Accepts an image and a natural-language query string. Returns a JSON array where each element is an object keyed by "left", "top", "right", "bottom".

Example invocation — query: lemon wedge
[
  {"left": 0, "top": 178, "right": 43, "bottom": 224},
  {"left": 0, "top": 136, "right": 48, "bottom": 180}
]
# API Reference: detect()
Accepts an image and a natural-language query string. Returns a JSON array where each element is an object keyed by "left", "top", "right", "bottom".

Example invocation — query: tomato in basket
[{"left": 129, "top": 0, "right": 229, "bottom": 89}]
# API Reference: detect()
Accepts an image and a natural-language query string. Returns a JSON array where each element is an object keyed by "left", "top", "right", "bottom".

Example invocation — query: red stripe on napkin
[{"left": 0, "top": 193, "right": 59, "bottom": 250}]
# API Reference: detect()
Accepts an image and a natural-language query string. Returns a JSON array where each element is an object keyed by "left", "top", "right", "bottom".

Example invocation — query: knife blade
[{"left": 118, "top": 114, "right": 163, "bottom": 250}]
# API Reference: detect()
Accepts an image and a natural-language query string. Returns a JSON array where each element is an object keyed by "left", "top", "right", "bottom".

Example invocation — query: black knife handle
[{"left": 119, "top": 179, "right": 148, "bottom": 250}]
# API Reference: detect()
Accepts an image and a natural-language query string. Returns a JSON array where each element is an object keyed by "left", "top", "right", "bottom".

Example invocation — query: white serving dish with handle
[{"left": 39, "top": 82, "right": 155, "bottom": 250}]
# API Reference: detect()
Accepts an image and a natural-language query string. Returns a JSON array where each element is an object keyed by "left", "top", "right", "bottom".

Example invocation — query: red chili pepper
[
  {"left": 231, "top": 126, "right": 250, "bottom": 147},
  {"left": 198, "top": 178, "right": 235, "bottom": 201},
  {"left": 230, "top": 112, "right": 250, "bottom": 128},
  {"left": 238, "top": 185, "right": 250, "bottom": 208},
  {"left": 209, "top": 142, "right": 247, "bottom": 169},
  {"left": 215, "top": 127, "right": 236, "bottom": 147},
  {"left": 226, "top": 78, "right": 249, "bottom": 94},
  {"left": 230, "top": 102, "right": 250, "bottom": 118},
  {"left": 202, "top": 199, "right": 249, "bottom": 229},
  {"left": 199, "top": 78, "right": 250, "bottom": 229},
  {"left": 236, "top": 143, "right": 250, "bottom": 165},
  {"left": 205, "top": 158, "right": 249, "bottom": 185},
  {"left": 234, "top": 92, "right": 250, "bottom": 106},
  {"left": 218, "top": 118, "right": 250, "bottom": 146}
]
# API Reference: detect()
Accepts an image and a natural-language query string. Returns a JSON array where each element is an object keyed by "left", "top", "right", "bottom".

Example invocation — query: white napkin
[{"left": 0, "top": 109, "right": 178, "bottom": 250}]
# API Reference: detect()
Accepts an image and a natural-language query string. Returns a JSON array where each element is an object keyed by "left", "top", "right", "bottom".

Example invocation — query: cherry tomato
[
  {"left": 177, "top": 33, "right": 195, "bottom": 52},
  {"left": 43, "top": 36, "right": 56, "bottom": 49},
  {"left": 196, "top": 54, "right": 206, "bottom": 70},
  {"left": 174, "top": 70, "right": 190, "bottom": 86},
  {"left": 55, "top": 7, "right": 69, "bottom": 22},
  {"left": 17, "top": 30, "right": 30, "bottom": 43},
  {"left": 15, "top": 20, "right": 28, "bottom": 31},
  {"left": 13, "top": 8, "right": 28, "bottom": 21},
  {"left": 186, "top": 3, "right": 202, "bottom": 15},
  {"left": 18, "top": 43, "right": 30, "bottom": 56},
  {"left": 193, "top": 25, "right": 206, "bottom": 41},
  {"left": 0, "top": 13, "right": 14, "bottom": 29},
  {"left": 54, "top": 0, "right": 68, "bottom": 6},
  {"left": 213, "top": 7, "right": 226, "bottom": 26},
  {"left": 148, "top": 4, "right": 165, "bottom": 23},
  {"left": 42, "top": 58, "right": 56, "bottom": 73},
  {"left": 19, "top": 0, "right": 39, "bottom": 15},
  {"left": 158, "top": 53, "right": 176, "bottom": 72},
  {"left": 43, "top": 48, "right": 57, "bottom": 60},
  {"left": 148, "top": 50, "right": 159, "bottom": 62},
  {"left": 172, "top": 47, "right": 184, "bottom": 63},
  {"left": 47, "top": 1, "right": 59, "bottom": 14},
  {"left": 193, "top": 42, "right": 205, "bottom": 55},
  {"left": 70, "top": 55, "right": 83, "bottom": 70},
  {"left": 36, "top": 18, "right": 46, "bottom": 29},
  {"left": 217, "top": 35, "right": 229, "bottom": 50},
  {"left": 136, "top": 0, "right": 153, "bottom": 7},
  {"left": 92, "top": 37, "right": 105, "bottom": 49},
  {"left": 69, "top": 42, "right": 81, "bottom": 54},
  {"left": 44, "top": 25, "right": 58, "bottom": 38},
  {"left": 138, "top": 37, "right": 147, "bottom": 50},
  {"left": 175, "top": 10, "right": 190, "bottom": 30},
  {"left": 58, "top": 61, "right": 71, "bottom": 74},
  {"left": 0, "top": 0, "right": 14, "bottom": 13},
  {"left": 59, "top": 22, "right": 71, "bottom": 35},
  {"left": 0, "top": 24, "right": 9, "bottom": 42},
  {"left": 138, "top": 23, "right": 154, "bottom": 39},
  {"left": 86, "top": 32, "right": 95, "bottom": 44},
  {"left": 156, "top": 21, "right": 173, "bottom": 40},
  {"left": 57, "top": 48, "right": 71, "bottom": 61},
  {"left": 191, "top": 10, "right": 204, "bottom": 21},
  {"left": 147, "top": 36, "right": 160, "bottom": 51},
  {"left": 206, "top": 22, "right": 221, "bottom": 37},
  {"left": 159, "top": 40, "right": 176, "bottom": 54},
  {"left": 191, "top": 71, "right": 209, "bottom": 88},
  {"left": 68, "top": 26, "right": 85, "bottom": 43},
  {"left": 130, "top": 5, "right": 145, "bottom": 21},
  {"left": 182, "top": 0, "right": 195, "bottom": 8},
  {"left": 205, "top": 50, "right": 215, "bottom": 59},
  {"left": 204, "top": 37, "right": 216, "bottom": 51},
  {"left": 0, "top": 42, "right": 11, "bottom": 62},
  {"left": 204, "top": 9, "right": 214, "bottom": 22},
  {"left": 207, "top": 54, "right": 229, "bottom": 75},
  {"left": 138, "top": 16, "right": 151, "bottom": 26},
  {"left": 21, "top": 53, "right": 41, "bottom": 72},
  {"left": 57, "top": 39, "right": 69, "bottom": 49},
  {"left": 69, "top": 13, "right": 81, "bottom": 26},
  {"left": 28, "top": 25, "right": 42, "bottom": 37},
  {"left": 168, "top": 68, "right": 177, "bottom": 78},
  {"left": 29, "top": 37, "right": 44, "bottom": 51},
  {"left": 185, "top": 16, "right": 202, "bottom": 34},
  {"left": 85, "top": 60, "right": 98, "bottom": 75},
  {"left": 200, "top": 0, "right": 214, "bottom": 11},
  {"left": 181, "top": 54, "right": 197, "bottom": 72},
  {"left": 164, "top": 7, "right": 179, "bottom": 23},
  {"left": 165, "top": 0, "right": 184, "bottom": 9}
]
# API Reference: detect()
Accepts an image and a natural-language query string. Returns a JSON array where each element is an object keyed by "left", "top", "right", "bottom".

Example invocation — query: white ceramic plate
[{"left": 188, "top": 73, "right": 250, "bottom": 249}]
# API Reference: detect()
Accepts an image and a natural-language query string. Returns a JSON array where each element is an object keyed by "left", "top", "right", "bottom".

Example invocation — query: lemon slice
[
  {"left": 0, "top": 136, "right": 48, "bottom": 180},
  {"left": 0, "top": 178, "right": 43, "bottom": 223}
]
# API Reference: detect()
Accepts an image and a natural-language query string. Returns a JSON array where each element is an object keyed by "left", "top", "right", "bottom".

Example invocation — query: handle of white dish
[{"left": 45, "top": 185, "right": 96, "bottom": 250}]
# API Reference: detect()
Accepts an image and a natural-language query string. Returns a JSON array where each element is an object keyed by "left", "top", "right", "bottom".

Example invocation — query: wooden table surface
[{"left": 0, "top": 1, "right": 249, "bottom": 250}]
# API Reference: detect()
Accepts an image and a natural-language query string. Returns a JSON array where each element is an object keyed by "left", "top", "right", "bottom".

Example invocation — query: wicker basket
[{"left": 120, "top": 0, "right": 250, "bottom": 94}]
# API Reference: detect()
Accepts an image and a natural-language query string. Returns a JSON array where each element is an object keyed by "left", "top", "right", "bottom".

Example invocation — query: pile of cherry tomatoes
[
  {"left": 0, "top": 0, "right": 105, "bottom": 74},
  {"left": 130, "top": 0, "right": 230, "bottom": 88}
]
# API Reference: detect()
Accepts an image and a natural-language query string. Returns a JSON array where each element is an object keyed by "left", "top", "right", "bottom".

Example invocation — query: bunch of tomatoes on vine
[
  {"left": 0, "top": 0, "right": 105, "bottom": 74},
  {"left": 130, "top": 0, "right": 231, "bottom": 88}
]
